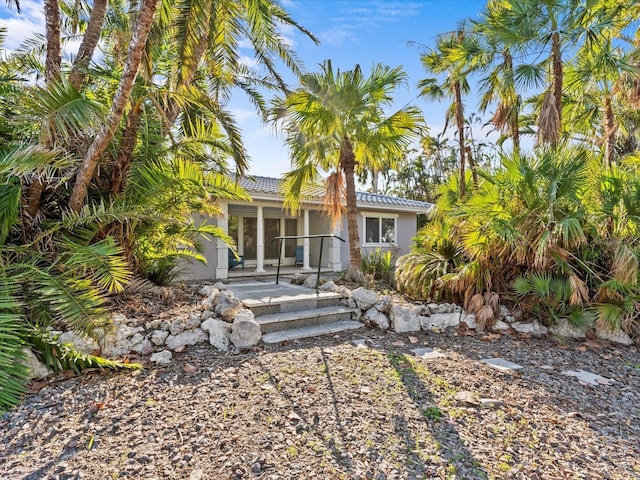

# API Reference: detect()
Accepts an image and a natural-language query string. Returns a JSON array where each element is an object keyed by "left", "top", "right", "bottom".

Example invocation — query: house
[{"left": 184, "top": 176, "right": 432, "bottom": 281}]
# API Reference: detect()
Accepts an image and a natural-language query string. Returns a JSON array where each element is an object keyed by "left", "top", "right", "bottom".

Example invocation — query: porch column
[
  {"left": 256, "top": 205, "right": 265, "bottom": 272},
  {"left": 214, "top": 202, "right": 229, "bottom": 280},
  {"left": 329, "top": 225, "right": 342, "bottom": 272},
  {"left": 302, "top": 208, "right": 312, "bottom": 271}
]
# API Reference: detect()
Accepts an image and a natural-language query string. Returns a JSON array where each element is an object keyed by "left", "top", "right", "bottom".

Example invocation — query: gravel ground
[{"left": 1, "top": 304, "right": 639, "bottom": 480}]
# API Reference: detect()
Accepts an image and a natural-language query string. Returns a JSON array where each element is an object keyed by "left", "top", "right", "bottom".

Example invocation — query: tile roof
[{"left": 237, "top": 175, "right": 432, "bottom": 211}]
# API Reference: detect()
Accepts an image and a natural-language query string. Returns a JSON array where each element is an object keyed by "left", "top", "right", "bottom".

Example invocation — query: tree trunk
[
  {"left": 454, "top": 80, "right": 466, "bottom": 196},
  {"left": 69, "top": 0, "right": 109, "bottom": 90},
  {"left": 341, "top": 139, "right": 364, "bottom": 284},
  {"left": 109, "top": 103, "right": 143, "bottom": 195},
  {"left": 551, "top": 30, "right": 563, "bottom": 141},
  {"left": 27, "top": 0, "right": 62, "bottom": 217},
  {"left": 604, "top": 94, "right": 616, "bottom": 166},
  {"left": 465, "top": 146, "right": 478, "bottom": 187},
  {"left": 44, "top": 0, "right": 61, "bottom": 81},
  {"left": 69, "top": 0, "right": 160, "bottom": 212},
  {"left": 371, "top": 169, "right": 379, "bottom": 194}
]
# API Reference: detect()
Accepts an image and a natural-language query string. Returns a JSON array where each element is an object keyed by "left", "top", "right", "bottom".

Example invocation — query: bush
[
  {"left": 396, "top": 146, "right": 640, "bottom": 337},
  {"left": 361, "top": 247, "right": 400, "bottom": 286}
]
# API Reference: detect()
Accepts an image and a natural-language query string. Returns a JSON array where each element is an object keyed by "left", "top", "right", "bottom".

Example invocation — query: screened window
[{"left": 364, "top": 216, "right": 396, "bottom": 244}]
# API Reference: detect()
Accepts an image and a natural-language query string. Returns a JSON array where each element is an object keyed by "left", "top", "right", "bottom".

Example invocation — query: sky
[{"left": 0, "top": 0, "right": 491, "bottom": 178}]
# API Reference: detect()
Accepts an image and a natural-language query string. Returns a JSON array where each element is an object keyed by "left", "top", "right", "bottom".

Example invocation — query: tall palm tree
[
  {"left": 419, "top": 26, "right": 482, "bottom": 196},
  {"left": 270, "top": 60, "right": 423, "bottom": 282}
]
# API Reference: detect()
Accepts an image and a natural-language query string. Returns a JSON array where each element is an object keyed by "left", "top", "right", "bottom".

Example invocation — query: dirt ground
[{"left": 1, "top": 290, "right": 639, "bottom": 479}]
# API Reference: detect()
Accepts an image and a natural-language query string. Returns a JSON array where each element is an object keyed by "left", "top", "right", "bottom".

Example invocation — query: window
[{"left": 363, "top": 215, "right": 396, "bottom": 244}]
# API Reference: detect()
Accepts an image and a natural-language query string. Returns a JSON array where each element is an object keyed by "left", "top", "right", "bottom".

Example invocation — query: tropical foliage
[
  {"left": 0, "top": 0, "right": 313, "bottom": 410},
  {"left": 270, "top": 60, "right": 424, "bottom": 282}
]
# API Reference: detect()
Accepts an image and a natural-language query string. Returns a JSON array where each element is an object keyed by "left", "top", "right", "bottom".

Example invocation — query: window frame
[{"left": 361, "top": 212, "right": 398, "bottom": 246}]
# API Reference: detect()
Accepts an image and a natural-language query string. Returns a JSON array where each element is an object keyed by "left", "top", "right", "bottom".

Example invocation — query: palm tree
[
  {"left": 419, "top": 26, "right": 482, "bottom": 195},
  {"left": 270, "top": 60, "right": 423, "bottom": 282}
]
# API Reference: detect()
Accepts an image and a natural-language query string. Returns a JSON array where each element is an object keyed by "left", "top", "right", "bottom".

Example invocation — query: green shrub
[{"left": 362, "top": 247, "right": 398, "bottom": 286}]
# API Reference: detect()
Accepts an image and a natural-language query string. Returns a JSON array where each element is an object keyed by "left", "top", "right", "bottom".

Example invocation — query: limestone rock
[
  {"left": 498, "top": 305, "right": 510, "bottom": 319},
  {"left": 336, "top": 286, "right": 352, "bottom": 298},
  {"left": 201, "top": 291, "right": 219, "bottom": 309},
  {"left": 102, "top": 324, "right": 146, "bottom": 357},
  {"left": 201, "top": 318, "right": 232, "bottom": 351},
  {"left": 212, "top": 281, "right": 227, "bottom": 291},
  {"left": 390, "top": 304, "right": 420, "bottom": 333},
  {"left": 375, "top": 295, "right": 392, "bottom": 314},
  {"left": 150, "top": 329, "right": 169, "bottom": 346},
  {"left": 511, "top": 321, "right": 548, "bottom": 336},
  {"left": 351, "top": 287, "right": 379, "bottom": 311},
  {"left": 318, "top": 281, "right": 337, "bottom": 292},
  {"left": 425, "top": 312, "right": 461, "bottom": 330},
  {"left": 364, "top": 307, "right": 390, "bottom": 330},
  {"left": 595, "top": 325, "right": 633, "bottom": 346},
  {"left": 150, "top": 350, "right": 172, "bottom": 365},
  {"left": 290, "top": 273, "right": 306, "bottom": 285},
  {"left": 198, "top": 285, "right": 217, "bottom": 297},
  {"left": 461, "top": 313, "right": 477, "bottom": 329},
  {"left": 214, "top": 291, "right": 242, "bottom": 321},
  {"left": 169, "top": 316, "right": 201, "bottom": 336},
  {"left": 230, "top": 310, "right": 262, "bottom": 349},
  {"left": 20, "top": 348, "right": 52, "bottom": 380},
  {"left": 492, "top": 320, "right": 510, "bottom": 331},
  {"left": 550, "top": 319, "right": 587, "bottom": 339},
  {"left": 304, "top": 275, "right": 324, "bottom": 289},
  {"left": 165, "top": 329, "right": 208, "bottom": 350},
  {"left": 57, "top": 331, "right": 99, "bottom": 354},
  {"left": 201, "top": 309, "right": 213, "bottom": 321}
]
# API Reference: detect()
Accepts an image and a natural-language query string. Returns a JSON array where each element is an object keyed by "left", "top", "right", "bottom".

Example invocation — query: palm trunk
[
  {"left": 604, "top": 94, "right": 616, "bottom": 166},
  {"left": 465, "top": 146, "right": 478, "bottom": 187},
  {"left": 454, "top": 80, "right": 466, "bottom": 196},
  {"left": 69, "top": 0, "right": 109, "bottom": 90},
  {"left": 109, "top": 102, "right": 143, "bottom": 195},
  {"left": 44, "top": 0, "right": 61, "bottom": 81},
  {"left": 551, "top": 30, "right": 563, "bottom": 141},
  {"left": 27, "top": 0, "right": 62, "bottom": 217},
  {"left": 69, "top": 0, "right": 160, "bottom": 212},
  {"left": 341, "top": 138, "right": 364, "bottom": 283}
]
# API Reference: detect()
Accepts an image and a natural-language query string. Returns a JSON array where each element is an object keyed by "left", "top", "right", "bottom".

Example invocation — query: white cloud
[{"left": 1, "top": 0, "right": 44, "bottom": 52}]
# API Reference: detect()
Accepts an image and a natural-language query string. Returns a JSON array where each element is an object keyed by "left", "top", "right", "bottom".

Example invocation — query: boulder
[
  {"left": 165, "top": 329, "right": 208, "bottom": 350},
  {"left": 201, "top": 291, "right": 219, "bottom": 309},
  {"left": 498, "top": 305, "right": 510, "bottom": 319},
  {"left": 169, "top": 316, "right": 201, "bottom": 336},
  {"left": 351, "top": 287, "right": 379, "bottom": 311},
  {"left": 425, "top": 312, "right": 461, "bottom": 330},
  {"left": 304, "top": 275, "right": 324, "bottom": 289},
  {"left": 201, "top": 309, "right": 213, "bottom": 321},
  {"left": 57, "top": 331, "right": 99, "bottom": 354},
  {"left": 390, "top": 304, "right": 420, "bottom": 333},
  {"left": 511, "top": 321, "right": 548, "bottom": 336},
  {"left": 375, "top": 295, "right": 393, "bottom": 314},
  {"left": 492, "top": 320, "right": 510, "bottom": 331},
  {"left": 318, "top": 280, "right": 337, "bottom": 292},
  {"left": 150, "top": 329, "right": 169, "bottom": 346},
  {"left": 461, "top": 312, "right": 477, "bottom": 329},
  {"left": 336, "top": 286, "right": 352, "bottom": 298},
  {"left": 212, "top": 281, "right": 227, "bottom": 291},
  {"left": 290, "top": 273, "right": 306, "bottom": 285},
  {"left": 364, "top": 307, "right": 390, "bottom": 330},
  {"left": 230, "top": 309, "right": 262, "bottom": 349},
  {"left": 150, "top": 350, "right": 172, "bottom": 365},
  {"left": 198, "top": 285, "right": 217, "bottom": 297},
  {"left": 201, "top": 318, "right": 232, "bottom": 351},
  {"left": 550, "top": 319, "right": 587, "bottom": 339},
  {"left": 214, "top": 291, "right": 242, "bottom": 321},
  {"left": 102, "top": 324, "right": 147, "bottom": 357},
  {"left": 595, "top": 325, "right": 633, "bottom": 346},
  {"left": 20, "top": 348, "right": 52, "bottom": 380}
]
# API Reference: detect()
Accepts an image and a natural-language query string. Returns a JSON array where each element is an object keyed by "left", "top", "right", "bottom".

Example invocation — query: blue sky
[
  {"left": 0, "top": 0, "right": 490, "bottom": 177},
  {"left": 233, "top": 0, "right": 490, "bottom": 177}
]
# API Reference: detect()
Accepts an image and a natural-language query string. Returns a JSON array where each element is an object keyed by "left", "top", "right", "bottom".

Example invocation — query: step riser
[
  {"left": 248, "top": 297, "right": 341, "bottom": 317},
  {"left": 258, "top": 311, "right": 353, "bottom": 334}
]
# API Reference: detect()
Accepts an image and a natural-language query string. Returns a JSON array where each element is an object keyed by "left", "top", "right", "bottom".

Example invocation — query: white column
[
  {"left": 329, "top": 225, "right": 342, "bottom": 272},
  {"left": 302, "top": 208, "right": 312, "bottom": 271},
  {"left": 256, "top": 205, "right": 265, "bottom": 272},
  {"left": 214, "top": 203, "right": 229, "bottom": 280},
  {"left": 280, "top": 217, "right": 286, "bottom": 261}
]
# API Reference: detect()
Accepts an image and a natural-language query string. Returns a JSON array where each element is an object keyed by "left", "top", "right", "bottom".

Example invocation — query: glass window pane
[
  {"left": 265, "top": 219, "right": 280, "bottom": 258},
  {"left": 285, "top": 219, "right": 297, "bottom": 258},
  {"left": 243, "top": 217, "right": 257, "bottom": 260},
  {"left": 228, "top": 215, "right": 239, "bottom": 247},
  {"left": 366, "top": 217, "right": 380, "bottom": 243},
  {"left": 382, "top": 218, "right": 395, "bottom": 243}
]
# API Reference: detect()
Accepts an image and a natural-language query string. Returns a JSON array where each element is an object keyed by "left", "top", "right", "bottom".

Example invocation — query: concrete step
[
  {"left": 243, "top": 291, "right": 342, "bottom": 317},
  {"left": 262, "top": 320, "right": 364, "bottom": 344},
  {"left": 256, "top": 306, "right": 357, "bottom": 333}
]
